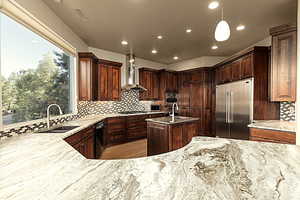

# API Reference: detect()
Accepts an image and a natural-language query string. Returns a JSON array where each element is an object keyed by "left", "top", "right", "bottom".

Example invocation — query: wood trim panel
[{"left": 250, "top": 128, "right": 296, "bottom": 144}]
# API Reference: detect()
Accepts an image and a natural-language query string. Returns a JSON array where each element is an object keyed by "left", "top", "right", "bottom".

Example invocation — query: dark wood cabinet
[
  {"left": 250, "top": 128, "right": 296, "bottom": 144},
  {"left": 126, "top": 114, "right": 148, "bottom": 140},
  {"left": 78, "top": 53, "right": 98, "bottom": 101},
  {"left": 64, "top": 126, "right": 96, "bottom": 159},
  {"left": 103, "top": 117, "right": 126, "bottom": 146},
  {"left": 270, "top": 25, "right": 297, "bottom": 102},
  {"left": 159, "top": 70, "right": 178, "bottom": 94},
  {"left": 214, "top": 47, "right": 280, "bottom": 121},
  {"left": 240, "top": 54, "right": 253, "bottom": 79},
  {"left": 177, "top": 68, "right": 215, "bottom": 137},
  {"left": 231, "top": 60, "right": 242, "bottom": 81},
  {"left": 139, "top": 68, "right": 160, "bottom": 100},
  {"left": 98, "top": 59, "right": 122, "bottom": 101},
  {"left": 147, "top": 120, "right": 198, "bottom": 156}
]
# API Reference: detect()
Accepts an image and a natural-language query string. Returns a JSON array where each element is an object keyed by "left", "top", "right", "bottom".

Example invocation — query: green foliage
[{"left": 2, "top": 51, "right": 71, "bottom": 124}]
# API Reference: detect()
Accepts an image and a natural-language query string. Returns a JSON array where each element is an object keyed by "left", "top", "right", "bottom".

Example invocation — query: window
[{"left": 0, "top": 13, "right": 76, "bottom": 126}]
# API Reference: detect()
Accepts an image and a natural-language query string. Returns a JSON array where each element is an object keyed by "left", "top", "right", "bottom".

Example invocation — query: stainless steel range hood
[{"left": 122, "top": 54, "right": 147, "bottom": 92}]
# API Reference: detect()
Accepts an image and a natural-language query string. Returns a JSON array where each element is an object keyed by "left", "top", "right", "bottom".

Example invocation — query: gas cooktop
[{"left": 118, "top": 111, "right": 148, "bottom": 114}]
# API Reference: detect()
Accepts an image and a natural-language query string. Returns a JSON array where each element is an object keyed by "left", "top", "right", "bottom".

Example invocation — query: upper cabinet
[
  {"left": 214, "top": 47, "right": 280, "bottom": 120},
  {"left": 269, "top": 25, "right": 297, "bottom": 102},
  {"left": 159, "top": 70, "right": 178, "bottom": 93},
  {"left": 139, "top": 68, "right": 160, "bottom": 100},
  {"left": 78, "top": 53, "right": 122, "bottom": 101},
  {"left": 78, "top": 53, "right": 98, "bottom": 101},
  {"left": 98, "top": 59, "right": 122, "bottom": 101}
]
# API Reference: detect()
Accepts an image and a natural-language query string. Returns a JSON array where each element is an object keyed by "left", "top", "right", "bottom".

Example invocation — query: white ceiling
[{"left": 43, "top": 0, "right": 297, "bottom": 64}]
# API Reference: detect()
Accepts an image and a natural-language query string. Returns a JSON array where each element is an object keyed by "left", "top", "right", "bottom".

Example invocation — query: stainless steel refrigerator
[{"left": 216, "top": 78, "right": 253, "bottom": 140}]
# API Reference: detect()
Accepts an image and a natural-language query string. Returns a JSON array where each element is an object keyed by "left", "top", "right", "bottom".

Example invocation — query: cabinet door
[
  {"left": 108, "top": 66, "right": 121, "bottom": 101},
  {"left": 189, "top": 83, "right": 203, "bottom": 108},
  {"left": 99, "top": 64, "right": 108, "bottom": 101},
  {"left": 78, "top": 58, "right": 92, "bottom": 101},
  {"left": 73, "top": 141, "right": 86, "bottom": 156},
  {"left": 215, "top": 68, "right": 223, "bottom": 85},
  {"left": 241, "top": 54, "right": 253, "bottom": 79},
  {"left": 146, "top": 71, "right": 153, "bottom": 99},
  {"left": 223, "top": 64, "right": 232, "bottom": 83},
  {"left": 270, "top": 31, "right": 297, "bottom": 102},
  {"left": 85, "top": 135, "right": 95, "bottom": 159},
  {"left": 152, "top": 72, "right": 160, "bottom": 100},
  {"left": 231, "top": 60, "right": 242, "bottom": 81}
]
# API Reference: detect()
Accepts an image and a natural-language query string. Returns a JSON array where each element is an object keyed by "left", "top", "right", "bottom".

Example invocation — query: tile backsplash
[
  {"left": 280, "top": 102, "right": 295, "bottom": 121},
  {"left": 78, "top": 90, "right": 152, "bottom": 116},
  {"left": 0, "top": 90, "right": 153, "bottom": 140}
]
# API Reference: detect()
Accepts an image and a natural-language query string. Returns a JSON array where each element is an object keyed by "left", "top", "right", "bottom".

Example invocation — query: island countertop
[
  {"left": 145, "top": 116, "right": 199, "bottom": 125},
  {"left": 1, "top": 116, "right": 300, "bottom": 199}
]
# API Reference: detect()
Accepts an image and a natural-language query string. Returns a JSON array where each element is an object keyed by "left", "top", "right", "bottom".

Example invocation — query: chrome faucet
[
  {"left": 47, "top": 104, "right": 63, "bottom": 128},
  {"left": 170, "top": 103, "right": 179, "bottom": 122}
]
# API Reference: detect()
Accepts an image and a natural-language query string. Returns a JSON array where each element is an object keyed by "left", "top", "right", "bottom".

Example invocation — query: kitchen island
[
  {"left": 1, "top": 115, "right": 300, "bottom": 200},
  {"left": 146, "top": 116, "right": 199, "bottom": 156}
]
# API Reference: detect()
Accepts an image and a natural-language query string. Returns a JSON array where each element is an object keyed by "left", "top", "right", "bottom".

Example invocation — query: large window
[{"left": 1, "top": 13, "right": 76, "bottom": 126}]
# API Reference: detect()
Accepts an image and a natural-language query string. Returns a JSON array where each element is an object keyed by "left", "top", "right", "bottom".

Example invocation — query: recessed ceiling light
[
  {"left": 151, "top": 49, "right": 158, "bottom": 54},
  {"left": 157, "top": 35, "right": 163, "bottom": 39},
  {"left": 236, "top": 25, "right": 245, "bottom": 31},
  {"left": 212, "top": 45, "right": 218, "bottom": 50},
  {"left": 173, "top": 56, "right": 179, "bottom": 60},
  {"left": 121, "top": 40, "right": 128, "bottom": 45},
  {"left": 186, "top": 29, "right": 192, "bottom": 33},
  {"left": 208, "top": 1, "right": 219, "bottom": 9}
]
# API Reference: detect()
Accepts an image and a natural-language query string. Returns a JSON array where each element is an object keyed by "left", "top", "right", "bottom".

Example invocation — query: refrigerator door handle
[
  {"left": 230, "top": 91, "right": 233, "bottom": 123},
  {"left": 225, "top": 91, "right": 228, "bottom": 123}
]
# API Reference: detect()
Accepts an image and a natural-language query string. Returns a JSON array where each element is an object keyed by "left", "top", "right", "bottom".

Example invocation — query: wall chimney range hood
[{"left": 122, "top": 54, "right": 147, "bottom": 92}]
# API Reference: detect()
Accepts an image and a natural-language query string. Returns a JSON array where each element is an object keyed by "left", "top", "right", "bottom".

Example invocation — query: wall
[
  {"left": 296, "top": 0, "right": 300, "bottom": 145},
  {"left": 14, "top": 0, "right": 88, "bottom": 52},
  {"left": 88, "top": 47, "right": 166, "bottom": 86},
  {"left": 167, "top": 56, "right": 227, "bottom": 71}
]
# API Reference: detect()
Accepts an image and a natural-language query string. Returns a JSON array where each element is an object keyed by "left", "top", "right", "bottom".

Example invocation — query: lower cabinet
[
  {"left": 103, "top": 117, "right": 127, "bottom": 146},
  {"left": 147, "top": 121, "right": 199, "bottom": 156},
  {"left": 103, "top": 113, "right": 167, "bottom": 147},
  {"left": 64, "top": 126, "right": 96, "bottom": 159},
  {"left": 249, "top": 128, "right": 296, "bottom": 144}
]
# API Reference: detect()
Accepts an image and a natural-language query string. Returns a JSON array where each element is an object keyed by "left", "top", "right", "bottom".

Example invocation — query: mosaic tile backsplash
[
  {"left": 280, "top": 102, "right": 296, "bottom": 121},
  {"left": 0, "top": 90, "right": 152, "bottom": 140},
  {"left": 78, "top": 90, "right": 152, "bottom": 116}
]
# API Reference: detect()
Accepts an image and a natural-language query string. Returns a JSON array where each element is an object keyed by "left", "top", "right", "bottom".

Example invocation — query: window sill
[{"left": 3, "top": 112, "right": 78, "bottom": 132}]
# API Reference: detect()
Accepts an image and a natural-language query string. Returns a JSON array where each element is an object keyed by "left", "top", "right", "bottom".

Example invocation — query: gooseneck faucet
[
  {"left": 170, "top": 103, "right": 179, "bottom": 122},
  {"left": 47, "top": 104, "right": 63, "bottom": 128}
]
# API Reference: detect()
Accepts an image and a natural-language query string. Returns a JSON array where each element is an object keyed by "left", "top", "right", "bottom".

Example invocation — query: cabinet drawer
[
  {"left": 106, "top": 117, "right": 126, "bottom": 124},
  {"left": 107, "top": 123, "right": 126, "bottom": 132},
  {"left": 64, "top": 127, "right": 94, "bottom": 146},
  {"left": 250, "top": 128, "right": 295, "bottom": 144}
]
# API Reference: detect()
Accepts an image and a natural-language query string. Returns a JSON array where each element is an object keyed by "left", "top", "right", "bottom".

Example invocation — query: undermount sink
[{"left": 38, "top": 126, "right": 80, "bottom": 133}]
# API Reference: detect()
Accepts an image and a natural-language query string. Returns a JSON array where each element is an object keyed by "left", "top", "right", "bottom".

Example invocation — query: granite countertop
[
  {"left": 146, "top": 116, "right": 199, "bottom": 125},
  {"left": 248, "top": 120, "right": 296, "bottom": 133},
  {"left": 1, "top": 115, "right": 300, "bottom": 199}
]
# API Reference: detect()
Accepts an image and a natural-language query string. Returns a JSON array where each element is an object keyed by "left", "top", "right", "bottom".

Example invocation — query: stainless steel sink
[{"left": 38, "top": 126, "right": 80, "bottom": 133}]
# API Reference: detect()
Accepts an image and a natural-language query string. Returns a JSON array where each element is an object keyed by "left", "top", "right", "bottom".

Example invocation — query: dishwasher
[{"left": 95, "top": 121, "right": 105, "bottom": 158}]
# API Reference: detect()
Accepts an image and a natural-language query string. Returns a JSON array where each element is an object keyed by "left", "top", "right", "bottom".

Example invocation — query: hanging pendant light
[{"left": 215, "top": 8, "right": 230, "bottom": 41}]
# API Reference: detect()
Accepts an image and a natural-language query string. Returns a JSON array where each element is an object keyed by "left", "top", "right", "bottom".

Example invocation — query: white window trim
[{"left": 0, "top": 0, "right": 78, "bottom": 130}]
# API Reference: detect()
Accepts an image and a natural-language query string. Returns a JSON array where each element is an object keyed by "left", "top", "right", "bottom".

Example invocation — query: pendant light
[{"left": 215, "top": 7, "right": 230, "bottom": 41}]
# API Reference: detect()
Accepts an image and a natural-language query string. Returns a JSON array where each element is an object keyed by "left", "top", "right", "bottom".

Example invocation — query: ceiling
[{"left": 43, "top": 0, "right": 297, "bottom": 64}]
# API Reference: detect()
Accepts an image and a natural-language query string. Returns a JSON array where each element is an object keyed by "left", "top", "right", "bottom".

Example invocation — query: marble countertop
[
  {"left": 248, "top": 120, "right": 296, "bottom": 133},
  {"left": 146, "top": 116, "right": 199, "bottom": 125},
  {"left": 1, "top": 115, "right": 300, "bottom": 199}
]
